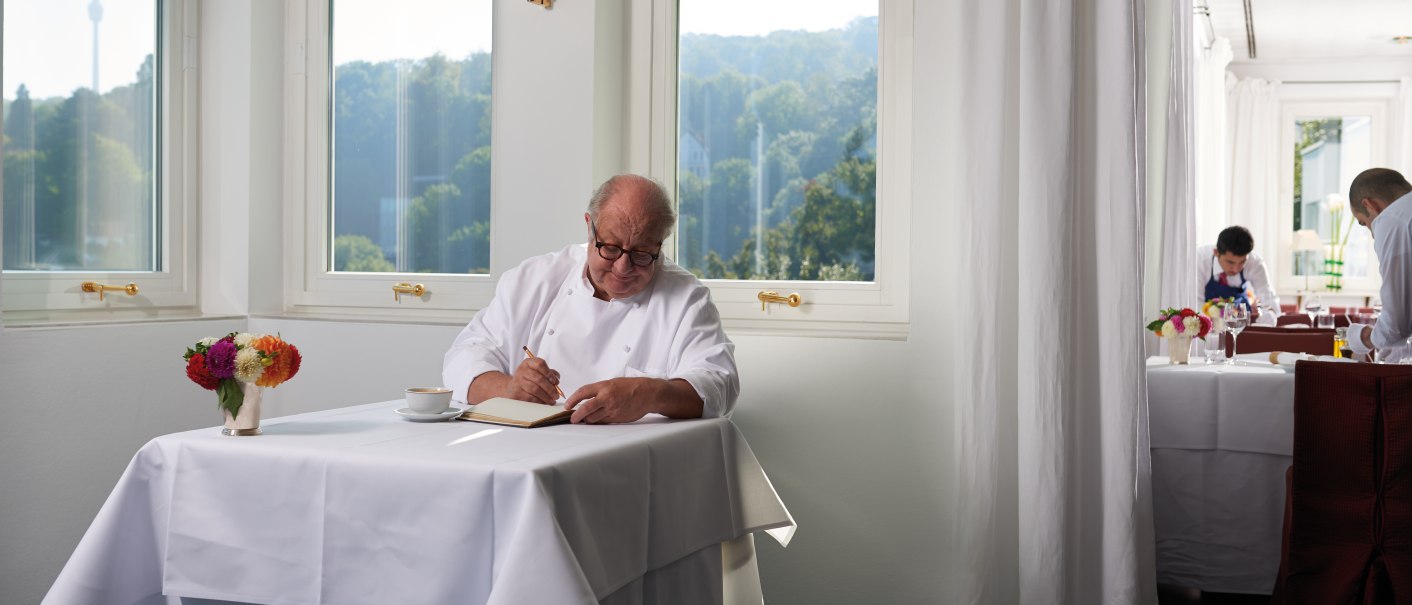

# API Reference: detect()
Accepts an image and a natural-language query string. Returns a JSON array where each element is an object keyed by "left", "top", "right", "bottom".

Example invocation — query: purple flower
[
  {"left": 206, "top": 339, "right": 237, "bottom": 379},
  {"left": 1170, "top": 317, "right": 1185, "bottom": 334}
]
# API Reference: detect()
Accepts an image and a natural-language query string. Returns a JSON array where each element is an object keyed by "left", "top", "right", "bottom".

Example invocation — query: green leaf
[{"left": 217, "top": 379, "right": 244, "bottom": 419}]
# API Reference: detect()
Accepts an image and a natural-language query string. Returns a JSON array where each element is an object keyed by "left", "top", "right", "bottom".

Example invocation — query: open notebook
[{"left": 457, "top": 397, "right": 572, "bottom": 428}]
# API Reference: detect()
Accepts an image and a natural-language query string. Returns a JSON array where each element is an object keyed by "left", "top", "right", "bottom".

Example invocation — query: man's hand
[
  {"left": 469, "top": 358, "right": 561, "bottom": 405},
  {"left": 565, "top": 377, "right": 704, "bottom": 424},
  {"left": 506, "top": 357, "right": 561, "bottom": 404}
]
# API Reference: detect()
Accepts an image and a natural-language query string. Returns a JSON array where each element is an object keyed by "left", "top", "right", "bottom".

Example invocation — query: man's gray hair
[
  {"left": 587, "top": 174, "right": 676, "bottom": 243},
  {"left": 1349, "top": 168, "right": 1412, "bottom": 215}
]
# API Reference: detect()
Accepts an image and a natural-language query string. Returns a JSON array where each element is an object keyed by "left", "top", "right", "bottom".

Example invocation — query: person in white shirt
[
  {"left": 1195, "top": 226, "right": 1279, "bottom": 325},
  {"left": 1346, "top": 168, "right": 1412, "bottom": 360},
  {"left": 443, "top": 174, "right": 739, "bottom": 423}
]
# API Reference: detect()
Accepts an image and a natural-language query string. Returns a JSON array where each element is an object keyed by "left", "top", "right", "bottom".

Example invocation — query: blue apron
[{"left": 1205, "top": 258, "right": 1250, "bottom": 306}]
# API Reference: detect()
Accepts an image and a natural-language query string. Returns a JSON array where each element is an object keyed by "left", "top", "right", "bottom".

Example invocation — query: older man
[
  {"left": 442, "top": 174, "right": 739, "bottom": 423},
  {"left": 1346, "top": 168, "right": 1412, "bottom": 360}
]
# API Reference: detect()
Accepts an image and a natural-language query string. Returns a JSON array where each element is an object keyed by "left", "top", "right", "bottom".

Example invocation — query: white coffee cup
[{"left": 406, "top": 387, "right": 452, "bottom": 414}]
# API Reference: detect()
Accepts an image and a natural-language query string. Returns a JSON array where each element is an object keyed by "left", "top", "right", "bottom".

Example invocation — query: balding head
[{"left": 587, "top": 174, "right": 676, "bottom": 244}]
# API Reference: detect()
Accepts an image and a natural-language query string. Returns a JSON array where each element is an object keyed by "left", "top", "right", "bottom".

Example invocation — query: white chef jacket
[
  {"left": 1194, "top": 244, "right": 1280, "bottom": 325},
  {"left": 442, "top": 244, "right": 740, "bottom": 418},
  {"left": 1369, "top": 191, "right": 1412, "bottom": 351}
]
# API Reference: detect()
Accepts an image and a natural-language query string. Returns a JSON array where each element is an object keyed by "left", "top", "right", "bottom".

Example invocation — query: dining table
[
  {"left": 42, "top": 400, "right": 795, "bottom": 605},
  {"left": 1147, "top": 355, "right": 1295, "bottom": 595}
]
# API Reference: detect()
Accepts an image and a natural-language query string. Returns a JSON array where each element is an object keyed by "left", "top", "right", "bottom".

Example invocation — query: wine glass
[
  {"left": 1225, "top": 304, "right": 1249, "bottom": 365},
  {"left": 1304, "top": 294, "right": 1324, "bottom": 326}
]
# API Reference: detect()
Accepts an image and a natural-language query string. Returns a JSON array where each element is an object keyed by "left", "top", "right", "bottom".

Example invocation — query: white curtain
[
  {"left": 953, "top": 0, "right": 1156, "bottom": 601},
  {"left": 1225, "top": 76, "right": 1283, "bottom": 279},
  {"left": 1193, "top": 37, "right": 1232, "bottom": 246},
  {"left": 1399, "top": 76, "right": 1412, "bottom": 177},
  {"left": 1157, "top": 0, "right": 1198, "bottom": 342}
]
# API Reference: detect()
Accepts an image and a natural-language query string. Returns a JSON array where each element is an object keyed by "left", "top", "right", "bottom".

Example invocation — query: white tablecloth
[
  {"left": 43, "top": 401, "right": 795, "bottom": 605},
  {"left": 1147, "top": 356, "right": 1294, "bottom": 595}
]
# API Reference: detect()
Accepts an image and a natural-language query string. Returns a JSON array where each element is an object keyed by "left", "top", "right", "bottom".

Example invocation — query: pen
[{"left": 522, "top": 345, "right": 566, "bottom": 400}]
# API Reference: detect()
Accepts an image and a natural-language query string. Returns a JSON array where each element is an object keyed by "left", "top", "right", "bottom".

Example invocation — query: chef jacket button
[
  {"left": 548, "top": 329, "right": 556, "bottom": 336},
  {"left": 624, "top": 345, "right": 631, "bottom": 353}
]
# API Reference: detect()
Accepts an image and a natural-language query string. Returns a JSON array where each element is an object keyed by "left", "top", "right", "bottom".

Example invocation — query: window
[
  {"left": 647, "top": 0, "right": 911, "bottom": 336},
  {"left": 2, "top": 0, "right": 195, "bottom": 317},
  {"left": 1278, "top": 100, "right": 1390, "bottom": 296},
  {"left": 292, "top": 0, "right": 494, "bottom": 316}
]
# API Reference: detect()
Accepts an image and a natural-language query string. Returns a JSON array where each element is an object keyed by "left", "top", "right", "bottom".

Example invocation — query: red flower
[
  {"left": 186, "top": 353, "right": 220, "bottom": 390},
  {"left": 1179, "top": 308, "right": 1197, "bottom": 318}
]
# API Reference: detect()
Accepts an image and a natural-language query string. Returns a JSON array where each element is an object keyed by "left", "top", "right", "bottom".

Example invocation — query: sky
[{"left": 3, "top": 0, "right": 876, "bottom": 101}]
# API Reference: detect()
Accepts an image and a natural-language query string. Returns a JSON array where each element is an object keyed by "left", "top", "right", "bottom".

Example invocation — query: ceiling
[{"left": 1202, "top": 0, "right": 1412, "bottom": 61}]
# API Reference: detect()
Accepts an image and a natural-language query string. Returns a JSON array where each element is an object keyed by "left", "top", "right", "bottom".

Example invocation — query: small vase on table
[
  {"left": 1169, "top": 334, "right": 1193, "bottom": 364},
  {"left": 222, "top": 383, "right": 264, "bottom": 436}
]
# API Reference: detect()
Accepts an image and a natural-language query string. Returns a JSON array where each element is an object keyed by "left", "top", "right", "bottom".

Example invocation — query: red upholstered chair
[
  {"left": 1233, "top": 327, "right": 1336, "bottom": 356},
  {"left": 1281, "top": 303, "right": 1299, "bottom": 315},
  {"left": 1279, "top": 314, "right": 1314, "bottom": 327},
  {"left": 1271, "top": 361, "right": 1412, "bottom": 603}
]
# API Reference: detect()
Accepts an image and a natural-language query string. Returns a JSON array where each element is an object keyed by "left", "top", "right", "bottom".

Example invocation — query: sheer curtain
[
  {"left": 1193, "top": 37, "right": 1232, "bottom": 246},
  {"left": 953, "top": 0, "right": 1156, "bottom": 601},
  {"left": 1225, "top": 76, "right": 1283, "bottom": 278}
]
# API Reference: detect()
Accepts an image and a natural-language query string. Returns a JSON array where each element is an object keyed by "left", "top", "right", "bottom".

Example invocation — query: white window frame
[
  {"left": 1, "top": 0, "right": 197, "bottom": 321},
  {"left": 640, "top": 0, "right": 912, "bottom": 339},
  {"left": 1277, "top": 98, "right": 1392, "bottom": 298},
  {"left": 285, "top": 0, "right": 497, "bottom": 321}
]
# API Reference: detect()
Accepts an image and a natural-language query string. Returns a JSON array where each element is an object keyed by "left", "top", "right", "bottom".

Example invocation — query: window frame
[
  {"left": 1276, "top": 98, "right": 1392, "bottom": 298},
  {"left": 285, "top": 0, "right": 498, "bottom": 320},
  {"left": 1, "top": 0, "right": 197, "bottom": 321},
  {"left": 640, "top": 0, "right": 912, "bottom": 339}
]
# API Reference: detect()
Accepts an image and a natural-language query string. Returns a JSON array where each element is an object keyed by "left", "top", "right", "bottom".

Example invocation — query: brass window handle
[
  {"left": 392, "top": 282, "right": 426, "bottom": 302},
  {"left": 757, "top": 290, "right": 802, "bottom": 311},
  {"left": 81, "top": 282, "right": 139, "bottom": 301}
]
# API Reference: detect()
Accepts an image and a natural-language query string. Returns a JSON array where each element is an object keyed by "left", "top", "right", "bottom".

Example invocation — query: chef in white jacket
[
  {"left": 1347, "top": 168, "right": 1412, "bottom": 361},
  {"left": 443, "top": 174, "right": 739, "bottom": 423}
]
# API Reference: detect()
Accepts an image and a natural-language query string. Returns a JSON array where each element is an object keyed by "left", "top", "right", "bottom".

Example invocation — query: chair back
[
  {"left": 1272, "top": 361, "right": 1412, "bottom": 603},
  {"left": 1234, "top": 328, "right": 1336, "bottom": 356},
  {"left": 1278, "top": 315, "right": 1313, "bottom": 327}
]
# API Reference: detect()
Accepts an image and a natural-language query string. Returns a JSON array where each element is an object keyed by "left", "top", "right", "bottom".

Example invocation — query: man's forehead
[{"left": 1217, "top": 252, "right": 1247, "bottom": 262}]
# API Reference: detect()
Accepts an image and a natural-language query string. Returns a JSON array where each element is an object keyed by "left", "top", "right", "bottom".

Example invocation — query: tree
[{"left": 334, "top": 234, "right": 395, "bottom": 272}]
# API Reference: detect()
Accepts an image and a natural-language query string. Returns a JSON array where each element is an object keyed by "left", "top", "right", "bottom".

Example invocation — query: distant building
[{"left": 679, "top": 131, "right": 710, "bottom": 179}]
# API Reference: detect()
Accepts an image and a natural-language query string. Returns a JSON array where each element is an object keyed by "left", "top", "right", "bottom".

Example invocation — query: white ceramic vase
[{"left": 222, "top": 383, "right": 264, "bottom": 436}]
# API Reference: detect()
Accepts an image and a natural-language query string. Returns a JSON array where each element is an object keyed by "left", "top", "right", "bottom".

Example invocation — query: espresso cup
[{"left": 406, "top": 387, "right": 452, "bottom": 414}]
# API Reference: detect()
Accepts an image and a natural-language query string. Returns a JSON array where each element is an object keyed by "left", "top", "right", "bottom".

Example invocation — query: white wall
[{"left": 0, "top": 1, "right": 960, "bottom": 603}]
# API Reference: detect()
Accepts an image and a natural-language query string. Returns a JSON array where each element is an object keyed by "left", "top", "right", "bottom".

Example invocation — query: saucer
[{"left": 395, "top": 407, "right": 464, "bottom": 422}]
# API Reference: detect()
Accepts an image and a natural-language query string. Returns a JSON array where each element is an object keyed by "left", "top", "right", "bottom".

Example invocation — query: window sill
[{"left": 2, "top": 310, "right": 244, "bottom": 331}]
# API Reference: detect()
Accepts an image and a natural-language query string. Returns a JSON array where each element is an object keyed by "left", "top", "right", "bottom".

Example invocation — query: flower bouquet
[
  {"left": 1146, "top": 308, "right": 1213, "bottom": 364},
  {"left": 1202, "top": 297, "right": 1234, "bottom": 332},
  {"left": 184, "top": 332, "right": 301, "bottom": 435}
]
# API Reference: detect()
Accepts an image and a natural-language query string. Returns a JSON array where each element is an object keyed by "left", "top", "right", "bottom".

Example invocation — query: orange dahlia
[{"left": 251, "top": 335, "right": 302, "bottom": 387}]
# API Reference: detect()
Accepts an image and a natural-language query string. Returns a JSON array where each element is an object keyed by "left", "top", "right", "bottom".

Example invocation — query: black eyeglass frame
[{"left": 591, "top": 221, "right": 661, "bottom": 267}]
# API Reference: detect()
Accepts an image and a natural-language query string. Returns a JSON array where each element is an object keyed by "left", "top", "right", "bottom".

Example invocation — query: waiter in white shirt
[
  {"left": 1195, "top": 226, "right": 1279, "bottom": 325},
  {"left": 1346, "top": 168, "right": 1412, "bottom": 361},
  {"left": 443, "top": 174, "right": 739, "bottom": 424}
]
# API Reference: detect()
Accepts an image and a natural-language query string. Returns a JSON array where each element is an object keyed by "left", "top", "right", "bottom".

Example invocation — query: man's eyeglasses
[{"left": 591, "top": 222, "right": 660, "bottom": 267}]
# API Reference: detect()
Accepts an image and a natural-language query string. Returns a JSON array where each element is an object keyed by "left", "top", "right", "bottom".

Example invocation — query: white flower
[
  {"left": 1326, "top": 193, "right": 1348, "bottom": 212},
  {"left": 234, "top": 348, "right": 266, "bottom": 383},
  {"left": 233, "top": 333, "right": 267, "bottom": 347},
  {"left": 198, "top": 336, "right": 218, "bottom": 347}
]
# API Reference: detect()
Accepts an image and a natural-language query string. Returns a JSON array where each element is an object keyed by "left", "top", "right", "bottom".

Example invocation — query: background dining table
[{"left": 1147, "top": 356, "right": 1294, "bottom": 595}]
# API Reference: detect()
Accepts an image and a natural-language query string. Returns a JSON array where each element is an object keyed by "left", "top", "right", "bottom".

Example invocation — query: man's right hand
[{"left": 505, "top": 357, "right": 561, "bottom": 404}]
